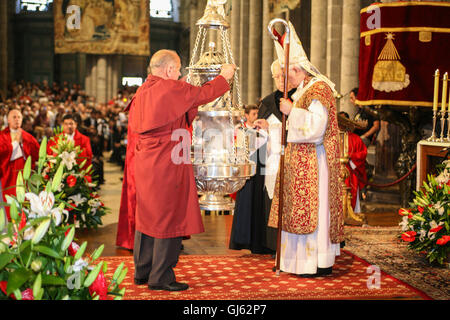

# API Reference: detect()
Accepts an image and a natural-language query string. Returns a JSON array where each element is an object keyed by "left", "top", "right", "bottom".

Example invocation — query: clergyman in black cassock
[{"left": 229, "top": 88, "right": 296, "bottom": 254}]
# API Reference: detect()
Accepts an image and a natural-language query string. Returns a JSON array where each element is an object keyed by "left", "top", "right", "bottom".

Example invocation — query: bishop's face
[{"left": 272, "top": 63, "right": 297, "bottom": 92}]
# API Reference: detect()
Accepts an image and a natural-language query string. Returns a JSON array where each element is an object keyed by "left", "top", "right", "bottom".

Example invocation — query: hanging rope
[{"left": 352, "top": 163, "right": 417, "bottom": 188}]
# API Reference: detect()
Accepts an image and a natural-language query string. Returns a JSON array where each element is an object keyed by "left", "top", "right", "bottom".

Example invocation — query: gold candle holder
[
  {"left": 446, "top": 110, "right": 450, "bottom": 141},
  {"left": 428, "top": 109, "right": 438, "bottom": 142},
  {"left": 439, "top": 72, "right": 448, "bottom": 142},
  {"left": 428, "top": 69, "right": 440, "bottom": 141},
  {"left": 438, "top": 110, "right": 446, "bottom": 142}
]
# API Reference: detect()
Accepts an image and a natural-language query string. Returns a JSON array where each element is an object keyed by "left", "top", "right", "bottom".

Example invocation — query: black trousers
[{"left": 133, "top": 230, "right": 183, "bottom": 286}]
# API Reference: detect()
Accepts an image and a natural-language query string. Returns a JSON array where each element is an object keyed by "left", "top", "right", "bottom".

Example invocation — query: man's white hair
[{"left": 148, "top": 49, "right": 179, "bottom": 74}]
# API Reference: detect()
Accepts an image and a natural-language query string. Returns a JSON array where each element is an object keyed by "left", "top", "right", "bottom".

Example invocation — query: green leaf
[
  {"left": 8, "top": 198, "right": 19, "bottom": 222},
  {"left": 83, "top": 262, "right": 103, "bottom": 288},
  {"left": 6, "top": 267, "right": 33, "bottom": 295},
  {"left": 16, "top": 172, "right": 25, "bottom": 203},
  {"left": 0, "top": 208, "right": 6, "bottom": 231},
  {"left": 33, "top": 245, "right": 63, "bottom": 260},
  {"left": 61, "top": 227, "right": 75, "bottom": 252},
  {"left": 41, "top": 274, "right": 66, "bottom": 286},
  {"left": 0, "top": 253, "right": 15, "bottom": 270},
  {"left": 51, "top": 163, "right": 65, "bottom": 193},
  {"left": 74, "top": 242, "right": 87, "bottom": 261},
  {"left": 39, "top": 136, "right": 47, "bottom": 160},
  {"left": 32, "top": 218, "right": 51, "bottom": 244},
  {"left": 112, "top": 262, "right": 124, "bottom": 281},
  {"left": 116, "top": 267, "right": 128, "bottom": 285},
  {"left": 91, "top": 244, "right": 104, "bottom": 262},
  {"left": 23, "top": 156, "right": 32, "bottom": 181},
  {"left": 32, "top": 273, "right": 42, "bottom": 299},
  {"left": 35, "top": 288, "right": 44, "bottom": 300}
]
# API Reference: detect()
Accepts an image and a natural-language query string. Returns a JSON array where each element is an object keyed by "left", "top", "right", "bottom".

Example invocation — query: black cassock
[{"left": 229, "top": 89, "right": 295, "bottom": 254}]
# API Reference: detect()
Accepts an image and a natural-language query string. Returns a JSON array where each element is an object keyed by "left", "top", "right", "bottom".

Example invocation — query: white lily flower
[
  {"left": 88, "top": 199, "right": 101, "bottom": 208},
  {"left": 399, "top": 216, "right": 410, "bottom": 231},
  {"left": 25, "top": 191, "right": 64, "bottom": 226},
  {"left": 56, "top": 183, "right": 65, "bottom": 193},
  {"left": 72, "top": 258, "right": 89, "bottom": 273},
  {"left": 25, "top": 191, "right": 55, "bottom": 218},
  {"left": 23, "top": 227, "right": 35, "bottom": 240},
  {"left": 419, "top": 229, "right": 427, "bottom": 242},
  {"left": 429, "top": 220, "right": 444, "bottom": 230},
  {"left": 68, "top": 194, "right": 87, "bottom": 206},
  {"left": 59, "top": 151, "right": 77, "bottom": 171}
]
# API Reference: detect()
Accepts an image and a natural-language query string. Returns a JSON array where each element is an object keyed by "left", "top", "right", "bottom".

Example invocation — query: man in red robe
[
  {"left": 129, "top": 49, "right": 235, "bottom": 292},
  {"left": 48, "top": 113, "right": 93, "bottom": 169},
  {"left": 339, "top": 112, "right": 367, "bottom": 212},
  {"left": 0, "top": 109, "right": 40, "bottom": 219}
]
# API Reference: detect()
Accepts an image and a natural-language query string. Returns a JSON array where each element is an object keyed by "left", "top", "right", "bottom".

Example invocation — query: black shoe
[
  {"left": 298, "top": 267, "right": 332, "bottom": 278},
  {"left": 272, "top": 266, "right": 284, "bottom": 273},
  {"left": 149, "top": 282, "right": 189, "bottom": 292},
  {"left": 134, "top": 278, "right": 148, "bottom": 285},
  {"left": 317, "top": 267, "right": 332, "bottom": 276},
  {"left": 298, "top": 273, "right": 317, "bottom": 278}
]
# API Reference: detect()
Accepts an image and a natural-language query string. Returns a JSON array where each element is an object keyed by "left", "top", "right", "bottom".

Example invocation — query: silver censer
[{"left": 187, "top": 2, "right": 256, "bottom": 211}]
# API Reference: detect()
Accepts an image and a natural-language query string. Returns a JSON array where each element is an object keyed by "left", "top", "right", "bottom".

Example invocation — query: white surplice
[{"left": 279, "top": 98, "right": 340, "bottom": 275}]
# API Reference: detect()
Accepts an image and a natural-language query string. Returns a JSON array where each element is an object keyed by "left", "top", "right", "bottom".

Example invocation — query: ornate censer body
[{"left": 187, "top": 2, "right": 256, "bottom": 211}]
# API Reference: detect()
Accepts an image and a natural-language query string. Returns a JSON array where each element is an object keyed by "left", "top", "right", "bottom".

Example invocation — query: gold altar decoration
[
  {"left": 53, "top": 0, "right": 150, "bottom": 56},
  {"left": 372, "top": 33, "right": 410, "bottom": 93}
]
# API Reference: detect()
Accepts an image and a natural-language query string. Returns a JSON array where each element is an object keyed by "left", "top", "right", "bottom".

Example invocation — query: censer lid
[{"left": 188, "top": 42, "right": 225, "bottom": 70}]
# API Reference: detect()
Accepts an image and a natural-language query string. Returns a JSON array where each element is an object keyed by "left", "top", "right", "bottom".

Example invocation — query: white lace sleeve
[{"left": 287, "top": 99, "right": 328, "bottom": 144}]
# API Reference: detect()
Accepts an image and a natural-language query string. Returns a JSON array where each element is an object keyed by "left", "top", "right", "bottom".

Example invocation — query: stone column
[
  {"left": 189, "top": 0, "right": 198, "bottom": 59},
  {"left": 261, "top": 0, "right": 274, "bottom": 99},
  {"left": 310, "top": 0, "right": 327, "bottom": 74},
  {"left": 0, "top": 0, "right": 8, "bottom": 100},
  {"left": 248, "top": 0, "right": 262, "bottom": 105},
  {"left": 96, "top": 56, "right": 107, "bottom": 104},
  {"left": 326, "top": 0, "right": 343, "bottom": 107},
  {"left": 230, "top": 0, "right": 240, "bottom": 65},
  {"left": 340, "top": 0, "right": 360, "bottom": 116},
  {"left": 239, "top": 0, "right": 250, "bottom": 105}
]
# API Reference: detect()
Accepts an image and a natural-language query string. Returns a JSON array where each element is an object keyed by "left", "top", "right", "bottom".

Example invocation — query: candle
[
  {"left": 442, "top": 72, "right": 448, "bottom": 113},
  {"left": 433, "top": 69, "right": 440, "bottom": 111}
]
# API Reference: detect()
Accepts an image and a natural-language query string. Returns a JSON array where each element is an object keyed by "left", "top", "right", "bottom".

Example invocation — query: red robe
[
  {"left": 116, "top": 102, "right": 138, "bottom": 250},
  {"left": 345, "top": 132, "right": 367, "bottom": 210},
  {"left": 130, "top": 74, "right": 230, "bottom": 239},
  {"left": 0, "top": 128, "right": 40, "bottom": 218},
  {"left": 47, "top": 130, "right": 93, "bottom": 169}
]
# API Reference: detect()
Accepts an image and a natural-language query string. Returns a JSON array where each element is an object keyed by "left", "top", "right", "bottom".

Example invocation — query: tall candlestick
[
  {"left": 433, "top": 69, "right": 440, "bottom": 111},
  {"left": 441, "top": 72, "right": 448, "bottom": 112}
]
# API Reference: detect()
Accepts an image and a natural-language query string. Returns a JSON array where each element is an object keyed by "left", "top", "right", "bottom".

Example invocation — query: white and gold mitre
[{"left": 273, "top": 21, "right": 337, "bottom": 95}]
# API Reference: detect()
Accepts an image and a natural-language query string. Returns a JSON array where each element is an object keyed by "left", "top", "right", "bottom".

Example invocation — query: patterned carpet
[
  {"left": 100, "top": 250, "right": 430, "bottom": 300},
  {"left": 343, "top": 225, "right": 450, "bottom": 300}
]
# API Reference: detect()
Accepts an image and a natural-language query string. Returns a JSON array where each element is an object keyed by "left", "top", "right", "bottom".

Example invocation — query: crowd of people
[{"left": 1, "top": 80, "right": 138, "bottom": 183}]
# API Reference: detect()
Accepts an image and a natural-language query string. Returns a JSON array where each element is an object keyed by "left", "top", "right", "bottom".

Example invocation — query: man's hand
[
  {"left": 220, "top": 64, "right": 236, "bottom": 81},
  {"left": 280, "top": 98, "right": 293, "bottom": 116},
  {"left": 15, "top": 129, "right": 23, "bottom": 144},
  {"left": 254, "top": 119, "right": 269, "bottom": 130}
]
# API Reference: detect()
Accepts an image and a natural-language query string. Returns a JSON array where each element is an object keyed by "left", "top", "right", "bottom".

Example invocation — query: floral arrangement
[
  {"left": 0, "top": 139, "right": 127, "bottom": 300},
  {"left": 45, "top": 133, "right": 107, "bottom": 229},
  {"left": 399, "top": 159, "right": 450, "bottom": 266}
]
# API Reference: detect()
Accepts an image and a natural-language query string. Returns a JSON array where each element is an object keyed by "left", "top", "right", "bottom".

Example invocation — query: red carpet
[{"left": 101, "top": 250, "right": 432, "bottom": 300}]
